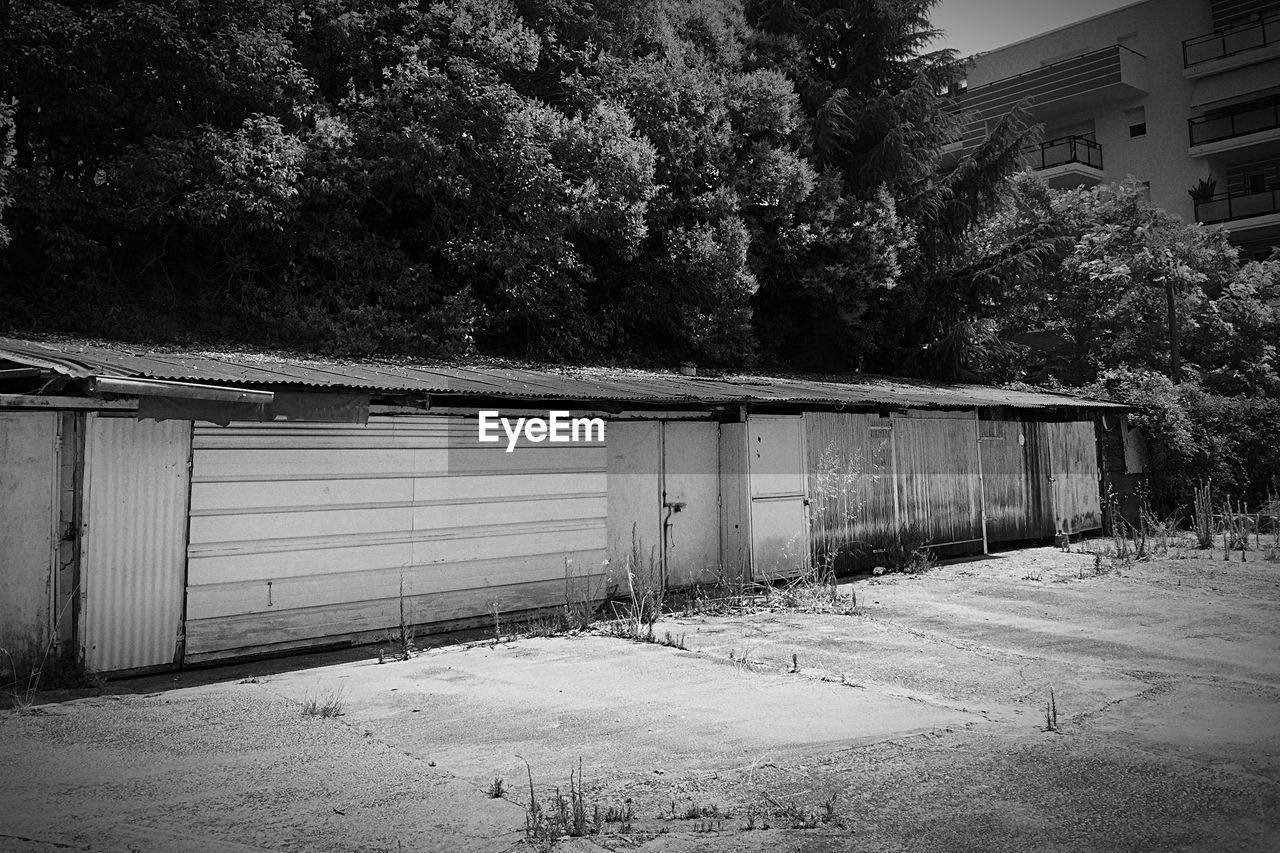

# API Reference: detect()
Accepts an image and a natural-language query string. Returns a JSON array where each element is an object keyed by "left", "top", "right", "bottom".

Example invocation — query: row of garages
[{"left": 0, "top": 337, "right": 1129, "bottom": 674}]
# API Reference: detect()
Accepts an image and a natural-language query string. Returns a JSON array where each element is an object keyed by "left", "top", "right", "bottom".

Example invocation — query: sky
[{"left": 927, "top": 0, "right": 1141, "bottom": 57}]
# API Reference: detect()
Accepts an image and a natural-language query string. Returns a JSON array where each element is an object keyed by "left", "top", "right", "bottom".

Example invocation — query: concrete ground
[{"left": 2, "top": 544, "right": 1280, "bottom": 851}]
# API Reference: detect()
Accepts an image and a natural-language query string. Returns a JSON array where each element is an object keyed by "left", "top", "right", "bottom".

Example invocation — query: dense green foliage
[
  {"left": 963, "top": 176, "right": 1280, "bottom": 394},
  {"left": 1090, "top": 368, "right": 1280, "bottom": 512},
  {"left": 0, "top": 0, "right": 1021, "bottom": 367},
  {"left": 956, "top": 176, "right": 1280, "bottom": 512}
]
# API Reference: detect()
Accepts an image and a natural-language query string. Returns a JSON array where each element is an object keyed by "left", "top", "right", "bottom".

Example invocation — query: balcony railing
[
  {"left": 1025, "top": 135, "right": 1103, "bottom": 171},
  {"left": 1195, "top": 187, "right": 1280, "bottom": 224},
  {"left": 1183, "top": 13, "right": 1280, "bottom": 67},
  {"left": 1189, "top": 94, "right": 1280, "bottom": 146},
  {"left": 960, "top": 44, "right": 1146, "bottom": 121}
]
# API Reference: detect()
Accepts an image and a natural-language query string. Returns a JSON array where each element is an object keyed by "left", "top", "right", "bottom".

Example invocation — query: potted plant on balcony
[{"left": 1188, "top": 175, "right": 1217, "bottom": 203}]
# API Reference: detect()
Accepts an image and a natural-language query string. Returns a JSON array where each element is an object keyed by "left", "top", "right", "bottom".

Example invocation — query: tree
[
  {"left": 966, "top": 176, "right": 1258, "bottom": 387},
  {"left": 0, "top": 0, "right": 824, "bottom": 366},
  {"left": 744, "top": 0, "right": 1032, "bottom": 371}
]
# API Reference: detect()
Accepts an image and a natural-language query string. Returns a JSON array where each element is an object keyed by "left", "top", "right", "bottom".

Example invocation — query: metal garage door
[{"left": 183, "top": 415, "right": 607, "bottom": 662}]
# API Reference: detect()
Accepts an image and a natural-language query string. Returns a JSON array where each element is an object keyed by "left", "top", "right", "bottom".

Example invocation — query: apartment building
[{"left": 950, "top": 0, "right": 1280, "bottom": 259}]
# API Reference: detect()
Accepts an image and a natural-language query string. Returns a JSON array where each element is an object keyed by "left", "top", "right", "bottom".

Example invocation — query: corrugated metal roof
[{"left": 0, "top": 336, "right": 1125, "bottom": 410}]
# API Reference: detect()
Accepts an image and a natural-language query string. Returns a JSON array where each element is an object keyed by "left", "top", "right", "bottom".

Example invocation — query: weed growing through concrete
[
  {"left": 2, "top": 646, "right": 41, "bottom": 714},
  {"left": 727, "top": 645, "right": 766, "bottom": 674},
  {"left": 742, "top": 793, "right": 848, "bottom": 831},
  {"left": 300, "top": 685, "right": 345, "bottom": 718},
  {"left": 1, "top": 584, "right": 84, "bottom": 711},
  {"left": 660, "top": 631, "right": 687, "bottom": 650},
  {"left": 1193, "top": 481, "right": 1215, "bottom": 548},
  {"left": 379, "top": 575, "right": 418, "bottom": 663},
  {"left": 1044, "top": 688, "right": 1059, "bottom": 732},
  {"left": 521, "top": 758, "right": 632, "bottom": 849},
  {"left": 487, "top": 777, "right": 506, "bottom": 798},
  {"left": 489, "top": 601, "right": 502, "bottom": 648}
]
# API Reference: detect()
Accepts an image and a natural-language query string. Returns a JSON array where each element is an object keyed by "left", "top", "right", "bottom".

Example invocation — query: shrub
[{"left": 1092, "top": 368, "right": 1280, "bottom": 515}]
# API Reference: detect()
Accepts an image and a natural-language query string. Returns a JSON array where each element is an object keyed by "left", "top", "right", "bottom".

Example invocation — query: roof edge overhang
[{"left": 0, "top": 336, "right": 1128, "bottom": 413}]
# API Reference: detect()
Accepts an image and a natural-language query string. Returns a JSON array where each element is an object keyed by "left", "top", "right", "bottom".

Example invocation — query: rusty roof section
[{"left": 0, "top": 336, "right": 1125, "bottom": 410}]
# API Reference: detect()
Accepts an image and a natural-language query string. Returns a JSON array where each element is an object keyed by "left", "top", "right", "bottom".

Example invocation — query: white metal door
[
  {"left": 661, "top": 422, "right": 721, "bottom": 589},
  {"left": 82, "top": 415, "right": 191, "bottom": 672},
  {"left": 747, "top": 416, "right": 808, "bottom": 579},
  {"left": 606, "top": 421, "right": 663, "bottom": 588}
]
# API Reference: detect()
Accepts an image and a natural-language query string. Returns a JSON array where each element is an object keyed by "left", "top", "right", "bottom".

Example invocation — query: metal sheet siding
[
  {"left": 184, "top": 415, "right": 606, "bottom": 661},
  {"left": 606, "top": 420, "right": 662, "bottom": 589},
  {"left": 718, "top": 422, "right": 751, "bottom": 580},
  {"left": 0, "top": 412, "right": 58, "bottom": 660},
  {"left": 747, "top": 416, "right": 808, "bottom": 579},
  {"left": 1045, "top": 421, "right": 1103, "bottom": 534},
  {"left": 661, "top": 422, "right": 722, "bottom": 589},
  {"left": 81, "top": 416, "right": 190, "bottom": 672},
  {"left": 892, "top": 412, "right": 983, "bottom": 547},
  {"left": 804, "top": 412, "right": 897, "bottom": 572},
  {"left": 979, "top": 421, "right": 1056, "bottom": 543}
]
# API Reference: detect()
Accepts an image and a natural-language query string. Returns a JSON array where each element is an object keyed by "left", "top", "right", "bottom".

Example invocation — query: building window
[
  {"left": 1227, "top": 160, "right": 1280, "bottom": 195},
  {"left": 1126, "top": 106, "right": 1147, "bottom": 138}
]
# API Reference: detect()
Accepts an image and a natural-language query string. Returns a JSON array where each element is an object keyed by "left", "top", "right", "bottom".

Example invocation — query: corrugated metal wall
[
  {"left": 979, "top": 420, "right": 1055, "bottom": 543},
  {"left": 1045, "top": 421, "right": 1103, "bottom": 534},
  {"left": 891, "top": 412, "right": 983, "bottom": 547},
  {"left": 81, "top": 415, "right": 190, "bottom": 672},
  {"left": 807, "top": 412, "right": 1100, "bottom": 559},
  {"left": 184, "top": 415, "right": 606, "bottom": 662},
  {"left": 804, "top": 412, "right": 896, "bottom": 571}
]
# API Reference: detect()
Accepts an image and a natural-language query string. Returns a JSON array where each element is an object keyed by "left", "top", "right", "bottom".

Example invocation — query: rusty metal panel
[
  {"left": 892, "top": 412, "right": 982, "bottom": 547},
  {"left": 804, "top": 412, "right": 896, "bottom": 571},
  {"left": 81, "top": 415, "right": 190, "bottom": 672},
  {"left": 1044, "top": 421, "right": 1102, "bottom": 534},
  {"left": 979, "top": 421, "right": 1055, "bottom": 543},
  {"left": 184, "top": 414, "right": 607, "bottom": 662}
]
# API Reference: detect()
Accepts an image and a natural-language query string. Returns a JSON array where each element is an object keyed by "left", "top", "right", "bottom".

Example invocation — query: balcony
[
  {"left": 1190, "top": 94, "right": 1280, "bottom": 157},
  {"left": 1024, "top": 135, "right": 1105, "bottom": 188},
  {"left": 1183, "top": 14, "right": 1280, "bottom": 78},
  {"left": 958, "top": 45, "right": 1148, "bottom": 133},
  {"left": 1195, "top": 187, "right": 1280, "bottom": 234}
]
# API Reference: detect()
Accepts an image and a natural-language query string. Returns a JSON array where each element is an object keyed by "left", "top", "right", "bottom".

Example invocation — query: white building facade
[{"left": 953, "top": 0, "right": 1280, "bottom": 259}]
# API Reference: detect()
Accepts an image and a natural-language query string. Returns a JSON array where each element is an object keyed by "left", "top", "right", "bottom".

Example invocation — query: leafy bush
[{"left": 1092, "top": 368, "right": 1280, "bottom": 514}]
